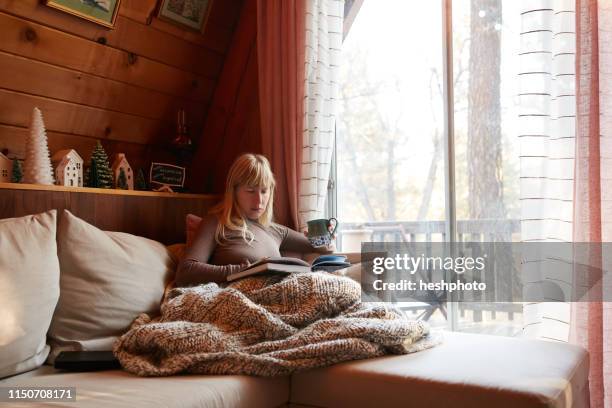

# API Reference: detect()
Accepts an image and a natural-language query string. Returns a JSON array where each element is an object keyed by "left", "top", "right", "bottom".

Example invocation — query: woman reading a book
[{"left": 176, "top": 153, "right": 334, "bottom": 286}]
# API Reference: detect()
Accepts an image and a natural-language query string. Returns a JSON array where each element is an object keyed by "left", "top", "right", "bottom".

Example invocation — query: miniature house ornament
[
  {"left": 22, "top": 107, "right": 55, "bottom": 185},
  {"left": 111, "top": 153, "right": 134, "bottom": 190},
  {"left": 0, "top": 151, "right": 12, "bottom": 183},
  {"left": 51, "top": 149, "right": 83, "bottom": 187}
]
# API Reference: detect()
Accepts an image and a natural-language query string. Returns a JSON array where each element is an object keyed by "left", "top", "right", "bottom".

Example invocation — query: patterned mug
[{"left": 307, "top": 218, "right": 339, "bottom": 248}]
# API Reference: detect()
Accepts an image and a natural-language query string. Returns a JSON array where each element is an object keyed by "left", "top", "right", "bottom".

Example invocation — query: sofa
[{"left": 0, "top": 210, "right": 590, "bottom": 407}]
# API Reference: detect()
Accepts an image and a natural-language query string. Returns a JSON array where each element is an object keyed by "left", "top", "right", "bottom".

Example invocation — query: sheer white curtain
[
  {"left": 298, "top": 0, "right": 344, "bottom": 230},
  {"left": 519, "top": 0, "right": 575, "bottom": 341}
]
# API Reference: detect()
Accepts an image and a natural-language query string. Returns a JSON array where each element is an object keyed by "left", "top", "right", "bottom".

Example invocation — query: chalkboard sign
[{"left": 149, "top": 162, "right": 185, "bottom": 188}]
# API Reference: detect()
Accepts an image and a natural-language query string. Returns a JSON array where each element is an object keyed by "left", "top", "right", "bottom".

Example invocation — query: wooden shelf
[
  {"left": 0, "top": 182, "right": 217, "bottom": 200},
  {"left": 0, "top": 182, "right": 220, "bottom": 244}
]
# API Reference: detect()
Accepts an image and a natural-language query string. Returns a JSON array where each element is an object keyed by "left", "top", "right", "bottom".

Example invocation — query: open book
[
  {"left": 227, "top": 257, "right": 311, "bottom": 282},
  {"left": 227, "top": 255, "right": 351, "bottom": 282}
]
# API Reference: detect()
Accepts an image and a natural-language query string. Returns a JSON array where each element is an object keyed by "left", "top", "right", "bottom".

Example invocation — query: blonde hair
[{"left": 210, "top": 153, "right": 276, "bottom": 245}]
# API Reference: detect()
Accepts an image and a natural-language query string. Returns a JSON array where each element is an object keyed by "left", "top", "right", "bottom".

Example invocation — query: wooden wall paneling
[
  {"left": 101, "top": 142, "right": 156, "bottom": 179},
  {"left": 207, "top": 1, "right": 244, "bottom": 27},
  {"left": 188, "top": 0, "right": 257, "bottom": 192},
  {"left": 0, "top": 51, "right": 207, "bottom": 123},
  {"left": 68, "top": 188, "right": 96, "bottom": 225},
  {"left": 0, "top": 12, "right": 214, "bottom": 102},
  {"left": 149, "top": 18, "right": 232, "bottom": 54},
  {"left": 241, "top": 77, "right": 262, "bottom": 157},
  {"left": 0, "top": 0, "right": 245, "bottom": 181},
  {"left": 0, "top": 0, "right": 115, "bottom": 40},
  {"left": 0, "top": 185, "right": 220, "bottom": 245},
  {"left": 199, "top": 0, "right": 244, "bottom": 52},
  {"left": 213, "top": 39, "right": 260, "bottom": 192},
  {"left": 105, "top": 15, "right": 224, "bottom": 79},
  {"left": 10, "top": 189, "right": 70, "bottom": 219},
  {"left": 116, "top": 0, "right": 157, "bottom": 25},
  {"left": 0, "top": 0, "right": 225, "bottom": 79},
  {"left": 118, "top": 0, "right": 237, "bottom": 53},
  {"left": 133, "top": 196, "right": 165, "bottom": 240},
  {"left": 148, "top": 0, "right": 243, "bottom": 55},
  {"left": 0, "top": 124, "right": 153, "bottom": 172},
  {"left": 93, "top": 193, "right": 126, "bottom": 231},
  {"left": 148, "top": 145, "right": 182, "bottom": 167},
  {"left": 0, "top": 184, "right": 14, "bottom": 217},
  {"left": 0, "top": 89, "right": 167, "bottom": 145}
]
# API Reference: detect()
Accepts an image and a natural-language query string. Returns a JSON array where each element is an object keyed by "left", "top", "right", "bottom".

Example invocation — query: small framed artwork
[
  {"left": 45, "top": 0, "right": 122, "bottom": 28},
  {"left": 149, "top": 162, "right": 186, "bottom": 189},
  {"left": 157, "top": 0, "right": 213, "bottom": 32}
]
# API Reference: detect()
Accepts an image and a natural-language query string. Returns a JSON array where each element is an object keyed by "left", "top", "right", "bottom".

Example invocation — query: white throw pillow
[
  {"left": 47, "top": 210, "right": 175, "bottom": 362},
  {"left": 0, "top": 210, "right": 59, "bottom": 378}
]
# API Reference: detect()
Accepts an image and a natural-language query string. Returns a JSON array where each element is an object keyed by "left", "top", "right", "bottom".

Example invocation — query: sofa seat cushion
[
  {"left": 1, "top": 365, "right": 289, "bottom": 408},
  {"left": 290, "top": 331, "right": 589, "bottom": 408}
]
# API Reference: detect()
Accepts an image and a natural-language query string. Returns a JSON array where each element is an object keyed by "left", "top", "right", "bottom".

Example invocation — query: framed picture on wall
[
  {"left": 157, "top": 0, "right": 213, "bottom": 32},
  {"left": 45, "top": 0, "right": 122, "bottom": 28}
]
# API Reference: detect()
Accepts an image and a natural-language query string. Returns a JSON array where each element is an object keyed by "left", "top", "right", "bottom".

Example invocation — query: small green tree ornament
[
  {"left": 117, "top": 167, "right": 128, "bottom": 189},
  {"left": 83, "top": 165, "right": 89, "bottom": 187},
  {"left": 89, "top": 141, "right": 113, "bottom": 188},
  {"left": 11, "top": 158, "right": 22, "bottom": 183},
  {"left": 135, "top": 168, "right": 148, "bottom": 191},
  {"left": 87, "top": 160, "right": 99, "bottom": 188}
]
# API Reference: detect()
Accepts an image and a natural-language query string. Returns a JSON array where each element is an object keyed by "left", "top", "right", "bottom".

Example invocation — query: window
[
  {"left": 337, "top": 0, "right": 448, "bottom": 328},
  {"left": 449, "top": 0, "right": 522, "bottom": 335},
  {"left": 335, "top": 0, "right": 522, "bottom": 336},
  {"left": 2, "top": 169, "right": 7, "bottom": 178}
]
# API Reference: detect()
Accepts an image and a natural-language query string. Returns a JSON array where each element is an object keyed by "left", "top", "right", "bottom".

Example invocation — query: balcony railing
[
  {"left": 338, "top": 219, "right": 522, "bottom": 334},
  {"left": 339, "top": 219, "right": 520, "bottom": 247}
]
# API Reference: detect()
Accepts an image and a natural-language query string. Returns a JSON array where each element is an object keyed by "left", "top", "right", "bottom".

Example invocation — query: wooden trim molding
[
  {"left": 0, "top": 183, "right": 220, "bottom": 244},
  {"left": 0, "top": 182, "right": 213, "bottom": 199}
]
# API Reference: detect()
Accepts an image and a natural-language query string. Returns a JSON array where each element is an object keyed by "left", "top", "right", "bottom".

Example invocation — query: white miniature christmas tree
[{"left": 22, "top": 107, "right": 55, "bottom": 185}]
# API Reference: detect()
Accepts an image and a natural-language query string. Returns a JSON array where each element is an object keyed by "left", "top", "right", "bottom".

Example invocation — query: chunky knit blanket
[{"left": 113, "top": 272, "right": 440, "bottom": 377}]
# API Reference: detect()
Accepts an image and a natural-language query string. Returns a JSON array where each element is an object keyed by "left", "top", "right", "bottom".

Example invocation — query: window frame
[{"left": 329, "top": 0, "right": 461, "bottom": 330}]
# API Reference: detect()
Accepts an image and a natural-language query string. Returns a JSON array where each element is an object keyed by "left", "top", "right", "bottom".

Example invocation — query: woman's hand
[{"left": 323, "top": 241, "right": 336, "bottom": 253}]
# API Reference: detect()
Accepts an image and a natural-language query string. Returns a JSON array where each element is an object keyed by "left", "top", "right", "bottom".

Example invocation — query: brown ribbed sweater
[{"left": 176, "top": 215, "right": 324, "bottom": 286}]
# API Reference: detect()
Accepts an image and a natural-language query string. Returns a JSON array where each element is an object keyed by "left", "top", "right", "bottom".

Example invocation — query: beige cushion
[
  {"left": 0, "top": 210, "right": 60, "bottom": 379},
  {"left": 0, "top": 365, "right": 290, "bottom": 408},
  {"left": 291, "top": 331, "right": 590, "bottom": 408},
  {"left": 47, "top": 210, "right": 175, "bottom": 362}
]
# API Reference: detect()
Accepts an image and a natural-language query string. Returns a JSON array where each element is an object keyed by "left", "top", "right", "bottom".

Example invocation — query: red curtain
[
  {"left": 256, "top": 0, "right": 306, "bottom": 230},
  {"left": 572, "top": 1, "right": 611, "bottom": 406}
]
